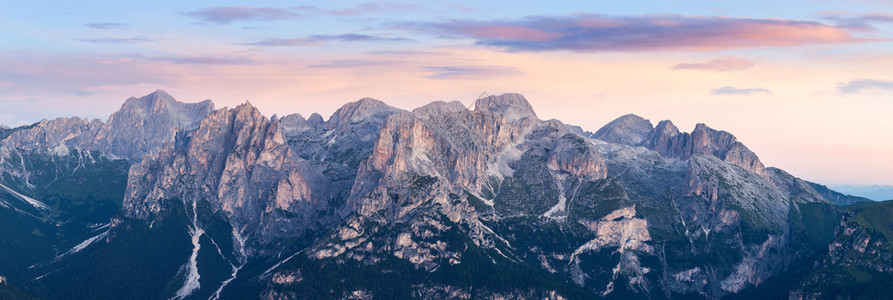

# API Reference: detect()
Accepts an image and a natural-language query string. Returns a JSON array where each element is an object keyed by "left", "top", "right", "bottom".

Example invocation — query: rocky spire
[{"left": 639, "top": 120, "right": 765, "bottom": 175}]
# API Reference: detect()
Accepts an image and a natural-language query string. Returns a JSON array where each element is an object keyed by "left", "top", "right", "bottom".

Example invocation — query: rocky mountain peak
[
  {"left": 643, "top": 119, "right": 684, "bottom": 157},
  {"left": 691, "top": 123, "right": 738, "bottom": 156},
  {"left": 473, "top": 93, "right": 537, "bottom": 121},
  {"left": 306, "top": 113, "right": 324, "bottom": 128},
  {"left": 653, "top": 119, "right": 680, "bottom": 136},
  {"left": 327, "top": 97, "right": 403, "bottom": 129},
  {"left": 233, "top": 101, "right": 263, "bottom": 120},
  {"left": 592, "top": 114, "right": 654, "bottom": 146},
  {"left": 279, "top": 113, "right": 308, "bottom": 133},
  {"left": 93, "top": 90, "right": 215, "bottom": 161},
  {"left": 113, "top": 89, "right": 215, "bottom": 130},
  {"left": 637, "top": 120, "right": 765, "bottom": 175},
  {"left": 690, "top": 123, "right": 766, "bottom": 175},
  {"left": 120, "top": 89, "right": 172, "bottom": 108}
]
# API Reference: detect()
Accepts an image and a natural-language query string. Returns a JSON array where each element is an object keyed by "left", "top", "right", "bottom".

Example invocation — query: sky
[{"left": 0, "top": 0, "right": 891, "bottom": 185}]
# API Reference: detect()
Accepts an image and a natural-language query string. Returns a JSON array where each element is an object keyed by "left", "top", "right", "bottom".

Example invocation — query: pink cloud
[
  {"left": 463, "top": 26, "right": 564, "bottom": 42},
  {"left": 412, "top": 14, "right": 863, "bottom": 52},
  {"left": 673, "top": 57, "right": 754, "bottom": 72},
  {"left": 185, "top": 6, "right": 305, "bottom": 25}
]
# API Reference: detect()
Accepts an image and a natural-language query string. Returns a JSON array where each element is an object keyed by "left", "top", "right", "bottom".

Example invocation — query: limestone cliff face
[
  {"left": 350, "top": 94, "right": 607, "bottom": 220},
  {"left": 311, "top": 93, "right": 609, "bottom": 273},
  {"left": 93, "top": 90, "right": 214, "bottom": 161},
  {"left": 123, "top": 97, "right": 406, "bottom": 241},
  {"left": 123, "top": 103, "right": 327, "bottom": 238},
  {"left": 689, "top": 123, "right": 766, "bottom": 175},
  {"left": 683, "top": 154, "right": 789, "bottom": 238}
]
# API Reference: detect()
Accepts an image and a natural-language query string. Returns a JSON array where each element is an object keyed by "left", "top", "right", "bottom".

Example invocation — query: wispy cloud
[
  {"left": 242, "top": 38, "right": 318, "bottom": 47},
  {"left": 185, "top": 6, "right": 309, "bottom": 25},
  {"left": 326, "top": 2, "right": 423, "bottom": 16},
  {"left": 838, "top": 79, "right": 893, "bottom": 94},
  {"left": 409, "top": 14, "right": 861, "bottom": 52},
  {"left": 673, "top": 57, "right": 754, "bottom": 72},
  {"left": 150, "top": 55, "right": 260, "bottom": 65},
  {"left": 84, "top": 57, "right": 135, "bottom": 65},
  {"left": 366, "top": 50, "right": 446, "bottom": 56},
  {"left": 76, "top": 37, "right": 153, "bottom": 44},
  {"left": 85, "top": 22, "right": 127, "bottom": 29},
  {"left": 425, "top": 65, "right": 522, "bottom": 79},
  {"left": 309, "top": 60, "right": 394, "bottom": 68},
  {"left": 822, "top": 12, "right": 893, "bottom": 30},
  {"left": 186, "top": 3, "right": 424, "bottom": 25},
  {"left": 711, "top": 86, "right": 771, "bottom": 95},
  {"left": 243, "top": 34, "right": 412, "bottom": 46}
]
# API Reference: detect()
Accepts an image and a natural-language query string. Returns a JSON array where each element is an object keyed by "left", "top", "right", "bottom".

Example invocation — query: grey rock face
[
  {"left": 124, "top": 97, "right": 406, "bottom": 242},
  {"left": 639, "top": 120, "right": 766, "bottom": 175},
  {"left": 124, "top": 103, "right": 327, "bottom": 239},
  {"left": 595, "top": 140, "right": 792, "bottom": 297},
  {"left": 287, "top": 97, "right": 404, "bottom": 169},
  {"left": 93, "top": 90, "right": 214, "bottom": 161},
  {"left": 349, "top": 94, "right": 605, "bottom": 219},
  {"left": 309, "top": 94, "right": 609, "bottom": 278},
  {"left": 682, "top": 154, "right": 790, "bottom": 254},
  {"left": 766, "top": 167, "right": 829, "bottom": 204},
  {"left": 0, "top": 117, "right": 104, "bottom": 187},
  {"left": 283, "top": 97, "right": 406, "bottom": 222},
  {"left": 643, "top": 119, "right": 687, "bottom": 157},
  {"left": 592, "top": 114, "right": 654, "bottom": 146}
]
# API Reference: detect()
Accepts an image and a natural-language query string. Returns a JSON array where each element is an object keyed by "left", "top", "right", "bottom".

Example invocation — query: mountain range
[
  {"left": 828, "top": 185, "right": 893, "bottom": 202},
  {"left": 0, "top": 90, "right": 890, "bottom": 299}
]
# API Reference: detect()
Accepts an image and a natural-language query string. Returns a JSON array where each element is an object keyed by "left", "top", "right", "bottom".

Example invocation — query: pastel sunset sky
[{"left": 1, "top": 1, "right": 891, "bottom": 185}]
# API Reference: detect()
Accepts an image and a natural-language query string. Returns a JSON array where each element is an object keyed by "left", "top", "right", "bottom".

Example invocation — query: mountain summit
[
  {"left": 474, "top": 93, "right": 537, "bottom": 121},
  {"left": 94, "top": 89, "right": 215, "bottom": 161},
  {"left": 592, "top": 113, "right": 653, "bottom": 146}
]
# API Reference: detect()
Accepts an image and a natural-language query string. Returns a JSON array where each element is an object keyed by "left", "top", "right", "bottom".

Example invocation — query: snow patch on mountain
[
  {"left": 210, "top": 229, "right": 248, "bottom": 300},
  {"left": 57, "top": 229, "right": 109, "bottom": 259},
  {"left": 172, "top": 200, "right": 204, "bottom": 300},
  {"left": 0, "top": 183, "right": 49, "bottom": 210}
]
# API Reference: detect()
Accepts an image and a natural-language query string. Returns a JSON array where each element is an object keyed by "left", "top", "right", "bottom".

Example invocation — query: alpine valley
[{"left": 0, "top": 90, "right": 890, "bottom": 300}]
